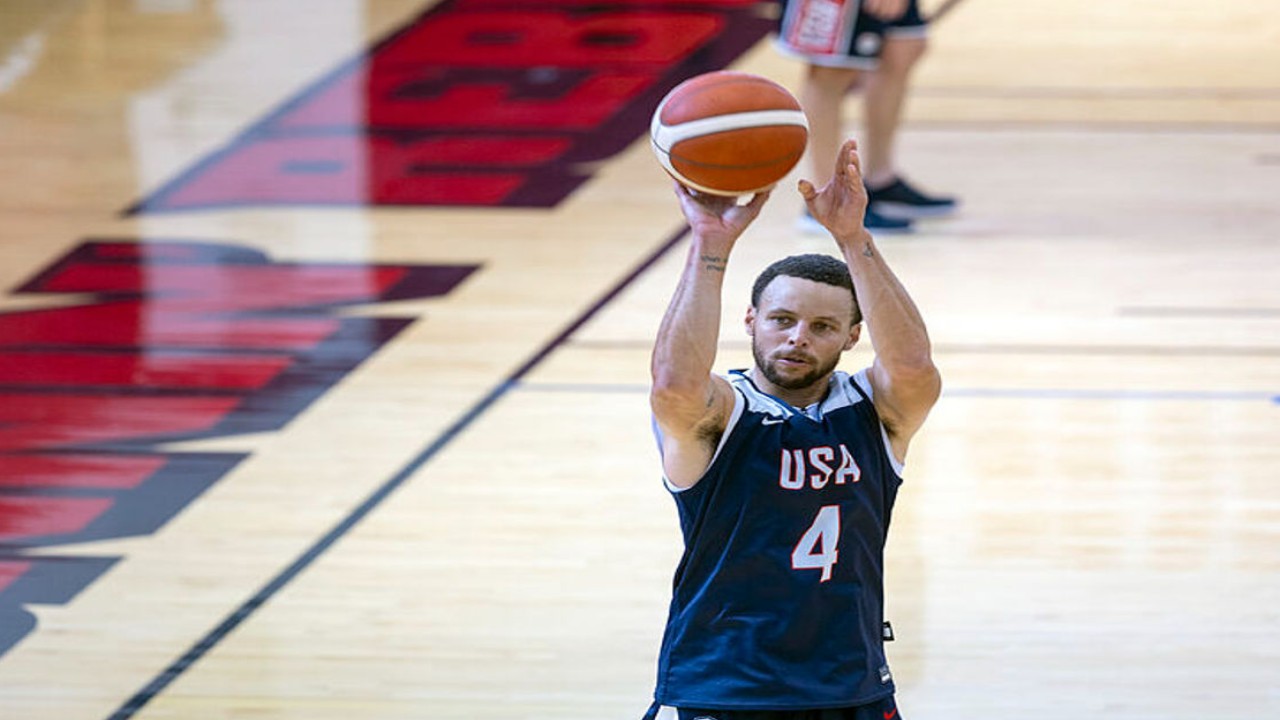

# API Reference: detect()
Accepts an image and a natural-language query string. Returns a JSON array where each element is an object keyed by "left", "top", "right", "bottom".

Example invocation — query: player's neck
[{"left": 749, "top": 367, "right": 831, "bottom": 410}]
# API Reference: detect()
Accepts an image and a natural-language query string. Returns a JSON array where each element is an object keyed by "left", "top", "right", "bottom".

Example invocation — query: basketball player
[
  {"left": 776, "top": 0, "right": 957, "bottom": 233},
  {"left": 642, "top": 139, "right": 941, "bottom": 720}
]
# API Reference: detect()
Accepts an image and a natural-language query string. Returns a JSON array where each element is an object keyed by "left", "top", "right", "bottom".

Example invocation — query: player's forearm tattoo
[
  {"left": 862, "top": 242, "right": 875, "bottom": 258},
  {"left": 700, "top": 254, "right": 727, "bottom": 272}
]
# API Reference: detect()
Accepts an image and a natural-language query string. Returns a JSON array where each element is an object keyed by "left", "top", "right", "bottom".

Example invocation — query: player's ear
[
  {"left": 844, "top": 323, "right": 861, "bottom": 350},
  {"left": 744, "top": 305, "right": 756, "bottom": 336}
]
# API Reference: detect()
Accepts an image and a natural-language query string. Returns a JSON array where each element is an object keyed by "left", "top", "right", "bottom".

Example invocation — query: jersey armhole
[
  {"left": 852, "top": 368, "right": 906, "bottom": 478},
  {"left": 655, "top": 384, "right": 746, "bottom": 494}
]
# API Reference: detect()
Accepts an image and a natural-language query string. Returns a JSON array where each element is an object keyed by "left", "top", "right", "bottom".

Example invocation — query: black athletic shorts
[{"left": 776, "top": 0, "right": 927, "bottom": 68}]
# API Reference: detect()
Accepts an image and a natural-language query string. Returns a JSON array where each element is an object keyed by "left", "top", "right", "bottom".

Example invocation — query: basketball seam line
[{"left": 651, "top": 110, "right": 809, "bottom": 151}]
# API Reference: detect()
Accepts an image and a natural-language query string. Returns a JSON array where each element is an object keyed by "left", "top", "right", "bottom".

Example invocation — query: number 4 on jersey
[{"left": 792, "top": 504, "right": 840, "bottom": 582}]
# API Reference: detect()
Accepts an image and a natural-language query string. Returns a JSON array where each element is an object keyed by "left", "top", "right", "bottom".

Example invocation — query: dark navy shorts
[
  {"left": 776, "top": 0, "right": 927, "bottom": 69},
  {"left": 642, "top": 695, "right": 902, "bottom": 720}
]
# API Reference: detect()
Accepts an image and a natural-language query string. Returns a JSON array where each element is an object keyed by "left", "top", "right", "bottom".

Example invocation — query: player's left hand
[{"left": 798, "top": 139, "right": 870, "bottom": 243}]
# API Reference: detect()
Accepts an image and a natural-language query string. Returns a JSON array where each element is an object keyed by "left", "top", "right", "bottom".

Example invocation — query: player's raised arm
[
  {"left": 650, "top": 184, "right": 769, "bottom": 488},
  {"left": 798, "top": 139, "right": 941, "bottom": 461}
]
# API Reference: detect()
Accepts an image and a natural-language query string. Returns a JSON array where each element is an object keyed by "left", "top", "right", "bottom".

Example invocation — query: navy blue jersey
[{"left": 652, "top": 368, "right": 904, "bottom": 710}]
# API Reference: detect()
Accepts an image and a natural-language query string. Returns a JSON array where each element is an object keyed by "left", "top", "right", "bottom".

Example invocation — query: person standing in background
[{"left": 777, "top": 0, "right": 958, "bottom": 233}]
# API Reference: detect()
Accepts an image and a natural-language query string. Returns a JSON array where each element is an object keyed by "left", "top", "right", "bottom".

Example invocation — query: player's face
[{"left": 746, "top": 276, "right": 860, "bottom": 392}]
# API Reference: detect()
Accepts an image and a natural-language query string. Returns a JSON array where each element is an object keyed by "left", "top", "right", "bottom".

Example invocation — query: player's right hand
[{"left": 674, "top": 183, "right": 769, "bottom": 247}]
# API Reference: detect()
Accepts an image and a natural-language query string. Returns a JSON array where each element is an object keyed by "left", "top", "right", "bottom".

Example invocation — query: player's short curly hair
[{"left": 750, "top": 253, "right": 862, "bottom": 326}]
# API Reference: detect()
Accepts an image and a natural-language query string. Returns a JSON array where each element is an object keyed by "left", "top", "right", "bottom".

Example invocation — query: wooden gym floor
[{"left": 0, "top": 1, "right": 1276, "bottom": 718}]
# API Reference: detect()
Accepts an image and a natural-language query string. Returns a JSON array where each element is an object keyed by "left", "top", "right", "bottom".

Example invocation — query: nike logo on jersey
[
  {"left": 883, "top": 710, "right": 897, "bottom": 720},
  {"left": 761, "top": 417, "right": 785, "bottom": 425}
]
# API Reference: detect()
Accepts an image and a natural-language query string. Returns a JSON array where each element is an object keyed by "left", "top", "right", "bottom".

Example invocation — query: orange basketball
[{"left": 650, "top": 71, "right": 809, "bottom": 197}]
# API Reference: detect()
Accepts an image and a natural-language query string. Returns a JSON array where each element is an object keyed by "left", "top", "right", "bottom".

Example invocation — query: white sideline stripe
[{"left": 650, "top": 109, "right": 809, "bottom": 151}]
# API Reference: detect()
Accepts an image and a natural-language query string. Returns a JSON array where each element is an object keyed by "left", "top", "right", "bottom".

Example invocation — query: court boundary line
[
  {"left": 913, "top": 86, "right": 1280, "bottom": 100},
  {"left": 564, "top": 339, "right": 1280, "bottom": 357},
  {"left": 895, "top": 120, "right": 1280, "bottom": 134},
  {"left": 516, "top": 382, "right": 1280, "bottom": 404},
  {"left": 104, "top": 224, "right": 692, "bottom": 720}
]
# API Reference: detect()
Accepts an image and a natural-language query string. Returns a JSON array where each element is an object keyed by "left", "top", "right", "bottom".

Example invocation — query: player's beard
[{"left": 752, "top": 338, "right": 840, "bottom": 392}]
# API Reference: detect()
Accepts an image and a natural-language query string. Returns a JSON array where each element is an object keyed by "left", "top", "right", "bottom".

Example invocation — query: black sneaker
[
  {"left": 797, "top": 207, "right": 913, "bottom": 235},
  {"left": 867, "top": 177, "right": 957, "bottom": 220}
]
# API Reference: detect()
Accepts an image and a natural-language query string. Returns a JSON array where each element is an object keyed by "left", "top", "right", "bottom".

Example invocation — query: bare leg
[
  {"left": 800, "top": 64, "right": 862, "bottom": 188},
  {"left": 861, "top": 35, "right": 926, "bottom": 187}
]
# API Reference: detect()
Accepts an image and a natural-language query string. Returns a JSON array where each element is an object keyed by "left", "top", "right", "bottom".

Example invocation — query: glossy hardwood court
[{"left": 0, "top": 1, "right": 1277, "bottom": 719}]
